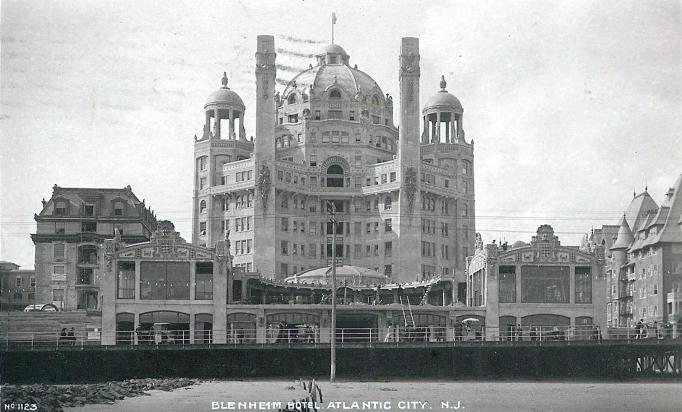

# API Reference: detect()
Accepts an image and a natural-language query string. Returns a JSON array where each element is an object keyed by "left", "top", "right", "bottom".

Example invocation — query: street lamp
[{"left": 327, "top": 200, "right": 338, "bottom": 383}]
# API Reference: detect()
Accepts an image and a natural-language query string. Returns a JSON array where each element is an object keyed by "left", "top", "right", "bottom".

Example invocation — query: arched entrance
[
  {"left": 115, "top": 313, "right": 134, "bottom": 344},
  {"left": 227, "top": 313, "right": 256, "bottom": 344},
  {"left": 139, "top": 311, "right": 190, "bottom": 344}
]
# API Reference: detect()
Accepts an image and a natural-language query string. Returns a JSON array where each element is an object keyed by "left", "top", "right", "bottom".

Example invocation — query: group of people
[
  {"left": 454, "top": 321, "right": 481, "bottom": 341},
  {"left": 635, "top": 319, "right": 673, "bottom": 339},
  {"left": 59, "top": 327, "right": 76, "bottom": 345}
]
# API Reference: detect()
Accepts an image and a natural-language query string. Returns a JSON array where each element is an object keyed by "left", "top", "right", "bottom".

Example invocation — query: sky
[{"left": 1, "top": 0, "right": 681, "bottom": 269}]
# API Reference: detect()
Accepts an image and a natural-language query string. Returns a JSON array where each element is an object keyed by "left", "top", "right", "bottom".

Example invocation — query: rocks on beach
[{"left": 1, "top": 378, "right": 196, "bottom": 412}]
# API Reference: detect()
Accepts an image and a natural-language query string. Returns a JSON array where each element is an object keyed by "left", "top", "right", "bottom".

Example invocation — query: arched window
[
  {"left": 384, "top": 196, "right": 392, "bottom": 210},
  {"left": 372, "top": 95, "right": 381, "bottom": 105},
  {"left": 329, "top": 89, "right": 341, "bottom": 99},
  {"left": 287, "top": 93, "right": 297, "bottom": 104},
  {"left": 200, "top": 200, "right": 207, "bottom": 213},
  {"left": 326, "top": 164, "right": 344, "bottom": 187}
]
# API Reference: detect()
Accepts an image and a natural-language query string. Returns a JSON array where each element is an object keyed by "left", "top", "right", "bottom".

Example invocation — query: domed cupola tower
[
  {"left": 193, "top": 73, "right": 253, "bottom": 247},
  {"left": 422, "top": 75, "right": 464, "bottom": 144},
  {"left": 203, "top": 72, "right": 247, "bottom": 141}
]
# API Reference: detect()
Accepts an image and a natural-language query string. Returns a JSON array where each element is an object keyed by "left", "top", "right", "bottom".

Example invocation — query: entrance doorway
[{"left": 335, "top": 312, "right": 378, "bottom": 342}]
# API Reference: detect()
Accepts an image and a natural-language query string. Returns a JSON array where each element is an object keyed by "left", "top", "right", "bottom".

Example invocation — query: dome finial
[
  {"left": 221, "top": 72, "right": 228, "bottom": 88},
  {"left": 440, "top": 75, "right": 447, "bottom": 91}
]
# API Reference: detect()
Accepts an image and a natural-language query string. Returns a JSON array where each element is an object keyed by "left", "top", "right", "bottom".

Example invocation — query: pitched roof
[{"left": 611, "top": 216, "right": 634, "bottom": 250}]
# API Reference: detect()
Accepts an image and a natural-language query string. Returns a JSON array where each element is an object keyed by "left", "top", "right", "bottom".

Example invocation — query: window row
[
  {"left": 497, "top": 266, "right": 593, "bottom": 304},
  {"left": 117, "top": 261, "right": 214, "bottom": 300}
]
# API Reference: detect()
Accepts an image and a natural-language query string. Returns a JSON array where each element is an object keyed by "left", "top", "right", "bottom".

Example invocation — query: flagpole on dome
[{"left": 331, "top": 12, "right": 337, "bottom": 44}]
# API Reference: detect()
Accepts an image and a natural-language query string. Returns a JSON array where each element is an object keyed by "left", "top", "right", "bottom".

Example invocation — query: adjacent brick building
[{"left": 31, "top": 185, "right": 157, "bottom": 311}]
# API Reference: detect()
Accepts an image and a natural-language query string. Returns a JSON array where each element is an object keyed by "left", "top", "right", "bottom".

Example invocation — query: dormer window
[
  {"left": 287, "top": 94, "right": 297, "bottom": 104},
  {"left": 113, "top": 202, "right": 124, "bottom": 216},
  {"left": 328, "top": 55, "right": 338, "bottom": 64},
  {"left": 329, "top": 89, "right": 341, "bottom": 99},
  {"left": 55, "top": 201, "right": 67, "bottom": 216},
  {"left": 84, "top": 204, "right": 95, "bottom": 217},
  {"left": 372, "top": 95, "right": 380, "bottom": 105}
]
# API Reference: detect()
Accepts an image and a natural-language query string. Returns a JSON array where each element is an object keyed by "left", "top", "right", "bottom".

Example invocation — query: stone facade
[
  {"left": 31, "top": 185, "right": 157, "bottom": 311},
  {"left": 466, "top": 225, "right": 607, "bottom": 335},
  {"left": 606, "top": 174, "right": 682, "bottom": 327},
  {"left": 192, "top": 36, "right": 475, "bottom": 292}
]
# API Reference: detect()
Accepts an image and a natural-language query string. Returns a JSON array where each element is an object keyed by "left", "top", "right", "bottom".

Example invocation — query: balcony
[{"left": 78, "top": 245, "right": 98, "bottom": 266}]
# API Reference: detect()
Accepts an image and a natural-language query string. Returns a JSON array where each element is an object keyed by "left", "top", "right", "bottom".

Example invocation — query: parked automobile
[{"left": 23, "top": 303, "right": 59, "bottom": 312}]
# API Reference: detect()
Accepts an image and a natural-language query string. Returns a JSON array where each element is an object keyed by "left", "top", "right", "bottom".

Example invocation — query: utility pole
[{"left": 327, "top": 200, "right": 338, "bottom": 382}]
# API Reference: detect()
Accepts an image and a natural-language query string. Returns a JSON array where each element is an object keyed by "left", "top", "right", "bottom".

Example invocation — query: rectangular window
[
  {"left": 355, "top": 244, "right": 362, "bottom": 258},
  {"left": 114, "top": 202, "right": 124, "bottom": 216},
  {"left": 281, "top": 241, "right": 288, "bottom": 255},
  {"left": 196, "top": 262, "right": 213, "bottom": 300},
  {"left": 385, "top": 218, "right": 392, "bottom": 232},
  {"left": 55, "top": 201, "right": 67, "bottom": 216},
  {"left": 314, "top": 110, "right": 321, "bottom": 120},
  {"left": 384, "top": 241, "right": 393, "bottom": 257},
  {"left": 521, "top": 266, "right": 570, "bottom": 303},
  {"left": 84, "top": 204, "right": 95, "bottom": 217},
  {"left": 374, "top": 244, "right": 379, "bottom": 256},
  {"left": 54, "top": 243, "right": 65, "bottom": 260},
  {"left": 575, "top": 267, "right": 592, "bottom": 304},
  {"left": 390, "top": 172, "right": 396, "bottom": 182},
  {"left": 55, "top": 222, "right": 66, "bottom": 234},
  {"left": 281, "top": 217, "right": 289, "bottom": 231},
  {"left": 200, "top": 177, "right": 207, "bottom": 189},
  {"left": 81, "top": 222, "right": 97, "bottom": 233},
  {"left": 381, "top": 174, "right": 387, "bottom": 184},
  {"left": 139, "top": 262, "right": 190, "bottom": 300},
  {"left": 498, "top": 267, "right": 516, "bottom": 303},
  {"left": 354, "top": 222, "right": 362, "bottom": 236},
  {"left": 117, "top": 262, "right": 135, "bottom": 299},
  {"left": 281, "top": 263, "right": 289, "bottom": 276},
  {"left": 349, "top": 111, "right": 355, "bottom": 121}
]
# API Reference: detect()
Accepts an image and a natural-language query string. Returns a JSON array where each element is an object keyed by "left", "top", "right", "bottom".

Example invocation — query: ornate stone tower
[
  {"left": 192, "top": 73, "right": 252, "bottom": 247},
  {"left": 396, "top": 37, "right": 422, "bottom": 281},
  {"left": 253, "top": 35, "right": 277, "bottom": 277}
]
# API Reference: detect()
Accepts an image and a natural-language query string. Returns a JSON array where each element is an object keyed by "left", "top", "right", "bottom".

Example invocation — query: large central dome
[{"left": 282, "top": 43, "right": 385, "bottom": 100}]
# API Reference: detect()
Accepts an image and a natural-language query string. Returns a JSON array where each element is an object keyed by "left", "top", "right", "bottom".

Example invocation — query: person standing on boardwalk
[{"left": 635, "top": 319, "right": 643, "bottom": 339}]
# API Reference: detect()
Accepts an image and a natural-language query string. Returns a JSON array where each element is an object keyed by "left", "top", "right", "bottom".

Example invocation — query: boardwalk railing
[{"left": 1, "top": 325, "right": 680, "bottom": 349}]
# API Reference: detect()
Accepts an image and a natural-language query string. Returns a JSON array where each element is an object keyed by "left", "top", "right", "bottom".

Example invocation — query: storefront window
[
  {"left": 498, "top": 267, "right": 516, "bottom": 303},
  {"left": 195, "top": 262, "right": 213, "bottom": 300},
  {"left": 575, "top": 267, "right": 592, "bottom": 303},
  {"left": 140, "top": 261, "right": 190, "bottom": 300},
  {"left": 521, "top": 266, "right": 569, "bottom": 303}
]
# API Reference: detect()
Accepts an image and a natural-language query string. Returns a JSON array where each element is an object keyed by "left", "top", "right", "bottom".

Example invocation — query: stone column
[
  {"left": 396, "top": 37, "right": 422, "bottom": 284},
  {"left": 436, "top": 112, "right": 441, "bottom": 143},
  {"left": 253, "top": 35, "right": 278, "bottom": 279},
  {"left": 229, "top": 110, "right": 236, "bottom": 140},
  {"left": 214, "top": 108, "right": 220, "bottom": 139},
  {"left": 450, "top": 117, "right": 457, "bottom": 143},
  {"left": 212, "top": 256, "right": 227, "bottom": 344}
]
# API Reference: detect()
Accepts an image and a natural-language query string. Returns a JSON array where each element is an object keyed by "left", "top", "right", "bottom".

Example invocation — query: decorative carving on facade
[
  {"left": 404, "top": 167, "right": 418, "bottom": 213},
  {"left": 400, "top": 55, "right": 420, "bottom": 75},
  {"left": 475, "top": 233, "right": 484, "bottom": 250},
  {"left": 257, "top": 164, "right": 272, "bottom": 210}
]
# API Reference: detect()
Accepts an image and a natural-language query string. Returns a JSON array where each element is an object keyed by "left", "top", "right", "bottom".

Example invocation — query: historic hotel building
[
  {"left": 192, "top": 36, "right": 476, "bottom": 289},
  {"left": 606, "top": 174, "right": 682, "bottom": 327}
]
